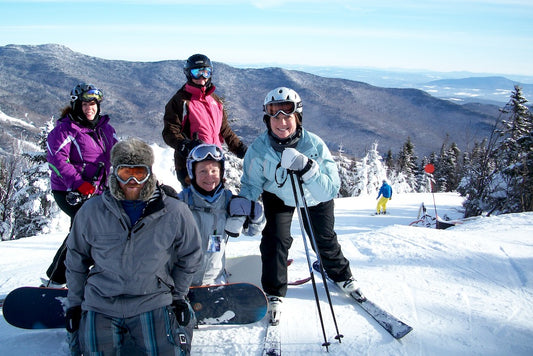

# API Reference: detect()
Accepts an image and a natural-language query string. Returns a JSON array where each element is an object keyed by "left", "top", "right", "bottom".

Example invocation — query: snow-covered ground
[{"left": 1, "top": 146, "right": 532, "bottom": 355}]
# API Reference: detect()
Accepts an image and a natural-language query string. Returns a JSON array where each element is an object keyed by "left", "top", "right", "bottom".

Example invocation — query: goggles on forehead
[
  {"left": 114, "top": 164, "right": 151, "bottom": 184},
  {"left": 71, "top": 89, "right": 104, "bottom": 103},
  {"left": 264, "top": 101, "right": 297, "bottom": 117},
  {"left": 189, "top": 144, "right": 224, "bottom": 162},
  {"left": 190, "top": 67, "right": 212, "bottom": 79}
]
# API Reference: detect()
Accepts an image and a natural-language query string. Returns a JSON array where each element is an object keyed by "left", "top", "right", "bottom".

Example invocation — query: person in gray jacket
[
  {"left": 65, "top": 137, "right": 203, "bottom": 355},
  {"left": 179, "top": 143, "right": 265, "bottom": 286}
]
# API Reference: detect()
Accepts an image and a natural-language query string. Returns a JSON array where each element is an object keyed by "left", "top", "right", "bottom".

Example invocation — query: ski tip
[{"left": 393, "top": 325, "right": 414, "bottom": 339}]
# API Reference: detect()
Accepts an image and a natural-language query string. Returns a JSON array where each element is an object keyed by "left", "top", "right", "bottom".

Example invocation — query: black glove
[
  {"left": 66, "top": 306, "right": 82, "bottom": 332},
  {"left": 235, "top": 143, "right": 247, "bottom": 159},
  {"left": 172, "top": 299, "right": 192, "bottom": 326},
  {"left": 178, "top": 134, "right": 204, "bottom": 158}
]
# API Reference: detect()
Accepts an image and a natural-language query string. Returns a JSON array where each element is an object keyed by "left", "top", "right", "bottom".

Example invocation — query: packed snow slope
[{"left": 0, "top": 147, "right": 532, "bottom": 355}]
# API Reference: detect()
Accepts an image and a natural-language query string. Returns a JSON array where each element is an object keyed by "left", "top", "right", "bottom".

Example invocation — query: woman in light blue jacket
[{"left": 239, "top": 87, "right": 362, "bottom": 323}]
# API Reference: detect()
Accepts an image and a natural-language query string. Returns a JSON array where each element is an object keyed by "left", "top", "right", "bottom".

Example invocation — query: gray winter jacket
[
  {"left": 179, "top": 186, "right": 265, "bottom": 286},
  {"left": 66, "top": 187, "right": 203, "bottom": 318}
]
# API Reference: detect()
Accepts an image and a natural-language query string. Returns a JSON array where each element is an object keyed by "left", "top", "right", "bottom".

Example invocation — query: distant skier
[{"left": 376, "top": 179, "right": 393, "bottom": 214}]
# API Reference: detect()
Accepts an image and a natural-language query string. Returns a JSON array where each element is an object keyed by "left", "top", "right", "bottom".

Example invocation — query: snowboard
[{"left": 2, "top": 283, "right": 267, "bottom": 330}]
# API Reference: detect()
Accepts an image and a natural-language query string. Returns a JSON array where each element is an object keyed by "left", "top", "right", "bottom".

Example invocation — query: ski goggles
[
  {"left": 114, "top": 164, "right": 151, "bottom": 184},
  {"left": 188, "top": 144, "right": 224, "bottom": 162},
  {"left": 264, "top": 101, "right": 298, "bottom": 117},
  {"left": 71, "top": 89, "right": 104, "bottom": 103},
  {"left": 190, "top": 67, "right": 212, "bottom": 79}
]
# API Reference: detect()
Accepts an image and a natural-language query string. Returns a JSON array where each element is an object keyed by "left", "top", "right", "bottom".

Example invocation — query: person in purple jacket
[{"left": 42, "top": 83, "right": 117, "bottom": 287}]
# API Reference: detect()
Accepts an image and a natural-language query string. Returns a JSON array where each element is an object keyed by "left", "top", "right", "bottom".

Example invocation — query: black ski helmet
[
  {"left": 69, "top": 83, "right": 104, "bottom": 118},
  {"left": 183, "top": 54, "right": 212, "bottom": 81}
]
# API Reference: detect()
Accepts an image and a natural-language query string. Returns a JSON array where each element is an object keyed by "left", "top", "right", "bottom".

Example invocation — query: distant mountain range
[
  {"left": 0, "top": 44, "right": 519, "bottom": 159},
  {"left": 281, "top": 65, "right": 533, "bottom": 105}
]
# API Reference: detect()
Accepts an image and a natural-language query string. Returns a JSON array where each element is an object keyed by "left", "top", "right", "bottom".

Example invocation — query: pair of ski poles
[{"left": 288, "top": 171, "right": 343, "bottom": 351}]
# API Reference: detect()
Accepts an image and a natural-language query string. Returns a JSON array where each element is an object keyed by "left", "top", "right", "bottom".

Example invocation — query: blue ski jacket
[
  {"left": 377, "top": 183, "right": 393, "bottom": 199},
  {"left": 239, "top": 128, "right": 340, "bottom": 207}
]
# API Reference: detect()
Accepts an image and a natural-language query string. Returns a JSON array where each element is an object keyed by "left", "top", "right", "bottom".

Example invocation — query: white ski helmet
[
  {"left": 263, "top": 87, "right": 303, "bottom": 116},
  {"left": 186, "top": 144, "right": 225, "bottom": 181}
]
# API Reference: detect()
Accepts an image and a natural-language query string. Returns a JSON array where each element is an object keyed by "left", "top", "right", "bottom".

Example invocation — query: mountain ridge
[{"left": 0, "top": 44, "right": 502, "bottom": 158}]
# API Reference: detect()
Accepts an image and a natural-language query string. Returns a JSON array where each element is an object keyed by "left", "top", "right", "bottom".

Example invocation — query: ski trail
[{"left": 499, "top": 246, "right": 528, "bottom": 287}]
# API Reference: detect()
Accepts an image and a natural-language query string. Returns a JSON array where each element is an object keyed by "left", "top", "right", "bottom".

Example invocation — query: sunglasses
[
  {"left": 190, "top": 67, "right": 212, "bottom": 79},
  {"left": 114, "top": 164, "right": 151, "bottom": 184},
  {"left": 189, "top": 144, "right": 224, "bottom": 162},
  {"left": 264, "top": 101, "right": 297, "bottom": 117}
]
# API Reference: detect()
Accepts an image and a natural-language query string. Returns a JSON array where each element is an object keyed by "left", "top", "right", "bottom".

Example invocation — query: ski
[
  {"left": 288, "top": 276, "right": 311, "bottom": 286},
  {"left": 262, "top": 320, "right": 281, "bottom": 356},
  {"left": 312, "top": 261, "right": 413, "bottom": 339}
]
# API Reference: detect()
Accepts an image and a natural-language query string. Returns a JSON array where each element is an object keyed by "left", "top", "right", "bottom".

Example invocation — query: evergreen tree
[
  {"left": 0, "top": 152, "right": 23, "bottom": 240},
  {"left": 334, "top": 152, "right": 358, "bottom": 197},
  {"left": 459, "top": 86, "right": 532, "bottom": 216},
  {"left": 397, "top": 137, "right": 418, "bottom": 191},
  {"left": 494, "top": 86, "right": 533, "bottom": 212},
  {"left": 437, "top": 142, "right": 462, "bottom": 192},
  {"left": 458, "top": 139, "right": 491, "bottom": 217},
  {"left": 352, "top": 142, "right": 387, "bottom": 196},
  {"left": 417, "top": 156, "right": 433, "bottom": 193},
  {"left": 384, "top": 149, "right": 394, "bottom": 171},
  {"left": 10, "top": 121, "right": 59, "bottom": 239}
]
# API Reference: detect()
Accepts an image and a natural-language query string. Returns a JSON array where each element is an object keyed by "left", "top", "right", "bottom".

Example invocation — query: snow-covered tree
[
  {"left": 351, "top": 142, "right": 388, "bottom": 196},
  {"left": 396, "top": 137, "right": 418, "bottom": 191},
  {"left": 435, "top": 141, "right": 462, "bottom": 192},
  {"left": 10, "top": 122, "right": 59, "bottom": 239},
  {"left": 1, "top": 120, "right": 59, "bottom": 240},
  {"left": 0, "top": 152, "right": 24, "bottom": 240},
  {"left": 334, "top": 152, "right": 359, "bottom": 197},
  {"left": 459, "top": 86, "right": 533, "bottom": 216}
]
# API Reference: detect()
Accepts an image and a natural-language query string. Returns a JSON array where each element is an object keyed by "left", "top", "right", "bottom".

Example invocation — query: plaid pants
[{"left": 72, "top": 306, "right": 193, "bottom": 355}]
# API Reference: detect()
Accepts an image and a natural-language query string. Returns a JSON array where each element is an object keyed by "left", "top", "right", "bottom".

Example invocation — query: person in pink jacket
[{"left": 162, "top": 54, "right": 247, "bottom": 187}]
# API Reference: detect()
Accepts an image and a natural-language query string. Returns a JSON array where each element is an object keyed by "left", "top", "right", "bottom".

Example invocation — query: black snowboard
[{"left": 2, "top": 283, "right": 267, "bottom": 329}]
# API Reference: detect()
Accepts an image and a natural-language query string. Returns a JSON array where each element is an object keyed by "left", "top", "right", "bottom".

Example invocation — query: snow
[
  {"left": 1, "top": 147, "right": 533, "bottom": 355},
  {"left": 0, "top": 110, "right": 36, "bottom": 130}
]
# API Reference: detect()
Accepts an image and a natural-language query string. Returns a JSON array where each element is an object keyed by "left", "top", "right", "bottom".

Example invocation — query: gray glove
[
  {"left": 224, "top": 216, "right": 247, "bottom": 238},
  {"left": 281, "top": 148, "right": 318, "bottom": 182},
  {"left": 281, "top": 148, "right": 308, "bottom": 171},
  {"left": 227, "top": 196, "right": 263, "bottom": 223}
]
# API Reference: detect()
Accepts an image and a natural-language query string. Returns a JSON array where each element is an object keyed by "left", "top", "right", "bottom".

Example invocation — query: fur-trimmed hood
[{"left": 108, "top": 137, "right": 157, "bottom": 201}]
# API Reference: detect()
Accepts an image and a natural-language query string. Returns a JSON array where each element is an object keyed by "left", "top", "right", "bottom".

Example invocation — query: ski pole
[
  {"left": 428, "top": 176, "right": 439, "bottom": 227},
  {"left": 290, "top": 172, "right": 343, "bottom": 343},
  {"left": 288, "top": 172, "right": 331, "bottom": 350}
]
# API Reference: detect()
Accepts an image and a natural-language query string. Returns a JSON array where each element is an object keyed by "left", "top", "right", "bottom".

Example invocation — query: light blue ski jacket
[{"left": 239, "top": 129, "right": 340, "bottom": 207}]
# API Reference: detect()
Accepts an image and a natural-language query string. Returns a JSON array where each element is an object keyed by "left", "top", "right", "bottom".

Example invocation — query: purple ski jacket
[{"left": 46, "top": 114, "right": 117, "bottom": 194}]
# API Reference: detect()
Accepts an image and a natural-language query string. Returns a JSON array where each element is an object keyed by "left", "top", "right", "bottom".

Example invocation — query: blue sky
[{"left": 1, "top": 0, "right": 532, "bottom": 76}]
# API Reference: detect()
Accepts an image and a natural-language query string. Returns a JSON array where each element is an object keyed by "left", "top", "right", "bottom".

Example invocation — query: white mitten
[{"left": 281, "top": 148, "right": 308, "bottom": 171}]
